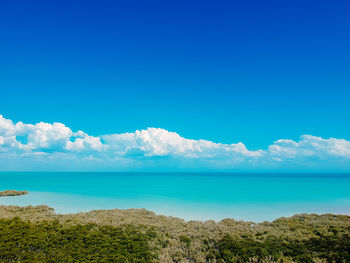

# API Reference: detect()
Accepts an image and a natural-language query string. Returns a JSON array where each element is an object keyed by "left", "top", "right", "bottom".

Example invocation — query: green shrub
[{"left": 0, "top": 218, "right": 157, "bottom": 263}]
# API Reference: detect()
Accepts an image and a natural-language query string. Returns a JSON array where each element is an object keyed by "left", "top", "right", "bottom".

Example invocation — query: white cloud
[
  {"left": 0, "top": 115, "right": 102, "bottom": 153},
  {"left": 66, "top": 131, "right": 104, "bottom": 152},
  {"left": 103, "top": 128, "right": 263, "bottom": 158},
  {"left": 0, "top": 114, "right": 350, "bottom": 171},
  {"left": 268, "top": 135, "right": 350, "bottom": 160},
  {"left": 26, "top": 122, "right": 72, "bottom": 150}
]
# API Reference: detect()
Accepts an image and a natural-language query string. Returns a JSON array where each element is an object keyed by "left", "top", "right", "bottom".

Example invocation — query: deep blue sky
[{"left": 1, "top": 0, "right": 349, "bottom": 150}]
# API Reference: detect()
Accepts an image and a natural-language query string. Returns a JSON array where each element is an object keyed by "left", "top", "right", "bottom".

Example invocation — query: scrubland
[{"left": 0, "top": 205, "right": 349, "bottom": 262}]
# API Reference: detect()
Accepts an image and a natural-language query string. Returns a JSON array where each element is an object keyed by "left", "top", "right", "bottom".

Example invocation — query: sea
[{"left": 0, "top": 172, "right": 349, "bottom": 222}]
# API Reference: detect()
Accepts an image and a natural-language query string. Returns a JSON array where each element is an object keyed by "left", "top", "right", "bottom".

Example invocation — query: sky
[{"left": 1, "top": 0, "right": 350, "bottom": 171}]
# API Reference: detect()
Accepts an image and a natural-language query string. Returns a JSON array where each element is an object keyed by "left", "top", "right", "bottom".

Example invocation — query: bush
[{"left": 0, "top": 218, "right": 157, "bottom": 263}]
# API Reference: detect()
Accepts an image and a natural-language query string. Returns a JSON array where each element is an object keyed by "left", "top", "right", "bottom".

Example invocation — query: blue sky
[{"left": 1, "top": 0, "right": 350, "bottom": 171}]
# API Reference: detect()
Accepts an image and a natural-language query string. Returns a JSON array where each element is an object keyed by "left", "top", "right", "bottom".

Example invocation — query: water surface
[{"left": 1, "top": 172, "right": 349, "bottom": 222}]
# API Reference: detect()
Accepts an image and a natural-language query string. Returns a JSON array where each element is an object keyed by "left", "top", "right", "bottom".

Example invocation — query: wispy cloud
[{"left": 1, "top": 115, "right": 350, "bottom": 171}]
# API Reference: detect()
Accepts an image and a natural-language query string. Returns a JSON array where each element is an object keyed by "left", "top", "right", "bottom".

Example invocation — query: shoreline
[
  {"left": 1, "top": 190, "right": 350, "bottom": 223},
  {"left": 1, "top": 172, "right": 350, "bottom": 222},
  {"left": 0, "top": 204, "right": 349, "bottom": 224}
]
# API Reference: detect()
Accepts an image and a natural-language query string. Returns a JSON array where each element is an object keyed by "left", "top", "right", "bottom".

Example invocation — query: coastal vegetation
[
  {"left": 0, "top": 190, "right": 28, "bottom": 196},
  {"left": 0, "top": 205, "right": 349, "bottom": 262},
  {"left": 0, "top": 218, "right": 156, "bottom": 263}
]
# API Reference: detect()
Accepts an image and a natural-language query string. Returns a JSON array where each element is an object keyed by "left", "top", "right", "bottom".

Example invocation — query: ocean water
[{"left": 0, "top": 172, "right": 350, "bottom": 222}]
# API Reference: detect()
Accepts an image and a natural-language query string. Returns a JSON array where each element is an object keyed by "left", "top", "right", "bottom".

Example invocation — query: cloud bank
[{"left": 0, "top": 115, "right": 350, "bottom": 171}]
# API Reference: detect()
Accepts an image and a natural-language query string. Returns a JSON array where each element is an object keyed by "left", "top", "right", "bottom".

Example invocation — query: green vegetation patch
[
  {"left": 0, "top": 206, "right": 350, "bottom": 262},
  {"left": 0, "top": 218, "right": 157, "bottom": 263},
  {"left": 0, "top": 190, "right": 28, "bottom": 196},
  {"left": 206, "top": 231, "right": 350, "bottom": 262}
]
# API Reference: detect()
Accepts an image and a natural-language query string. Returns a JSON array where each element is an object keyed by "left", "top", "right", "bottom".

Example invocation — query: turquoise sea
[{"left": 0, "top": 172, "right": 350, "bottom": 222}]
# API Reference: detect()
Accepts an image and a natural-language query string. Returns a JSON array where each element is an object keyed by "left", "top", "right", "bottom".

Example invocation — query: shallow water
[{"left": 0, "top": 172, "right": 349, "bottom": 222}]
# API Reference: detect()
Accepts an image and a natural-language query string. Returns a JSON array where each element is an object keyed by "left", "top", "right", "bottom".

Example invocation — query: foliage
[
  {"left": 0, "top": 206, "right": 349, "bottom": 262},
  {"left": 207, "top": 230, "right": 350, "bottom": 262},
  {"left": 0, "top": 218, "right": 157, "bottom": 263}
]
